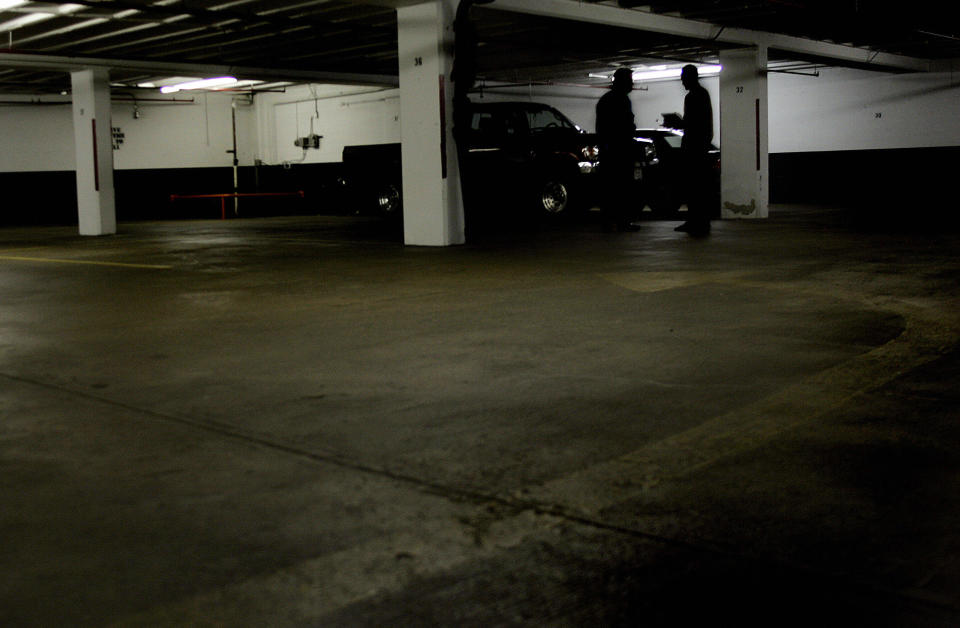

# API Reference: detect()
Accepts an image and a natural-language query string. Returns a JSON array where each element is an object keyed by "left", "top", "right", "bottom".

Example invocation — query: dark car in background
[
  {"left": 465, "top": 102, "right": 603, "bottom": 216},
  {"left": 341, "top": 101, "right": 603, "bottom": 219},
  {"left": 340, "top": 142, "right": 403, "bottom": 216},
  {"left": 633, "top": 128, "right": 720, "bottom": 217}
]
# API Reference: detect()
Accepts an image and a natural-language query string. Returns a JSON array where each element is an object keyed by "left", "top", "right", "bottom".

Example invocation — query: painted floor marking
[{"left": 0, "top": 255, "right": 172, "bottom": 270}]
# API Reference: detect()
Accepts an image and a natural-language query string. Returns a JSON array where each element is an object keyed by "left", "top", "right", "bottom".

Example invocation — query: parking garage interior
[{"left": 2, "top": 1, "right": 960, "bottom": 625}]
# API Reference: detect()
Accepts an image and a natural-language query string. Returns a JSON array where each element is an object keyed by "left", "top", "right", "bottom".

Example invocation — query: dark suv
[
  {"left": 464, "top": 102, "right": 601, "bottom": 215},
  {"left": 341, "top": 101, "right": 603, "bottom": 219}
]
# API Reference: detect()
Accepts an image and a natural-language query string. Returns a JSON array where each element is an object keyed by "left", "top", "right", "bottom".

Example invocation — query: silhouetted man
[
  {"left": 672, "top": 64, "right": 714, "bottom": 235},
  {"left": 452, "top": 0, "right": 494, "bottom": 112},
  {"left": 452, "top": 0, "right": 494, "bottom": 237},
  {"left": 596, "top": 67, "right": 638, "bottom": 231}
]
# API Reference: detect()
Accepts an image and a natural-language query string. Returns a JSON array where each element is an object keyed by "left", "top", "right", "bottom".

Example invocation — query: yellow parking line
[{"left": 0, "top": 255, "right": 172, "bottom": 270}]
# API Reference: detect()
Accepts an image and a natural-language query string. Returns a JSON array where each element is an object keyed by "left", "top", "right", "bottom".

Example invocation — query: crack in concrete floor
[{"left": 5, "top": 277, "right": 951, "bottom": 625}]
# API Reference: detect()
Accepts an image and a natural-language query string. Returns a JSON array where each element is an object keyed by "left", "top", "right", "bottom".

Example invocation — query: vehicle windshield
[
  {"left": 526, "top": 107, "right": 577, "bottom": 133},
  {"left": 662, "top": 134, "right": 683, "bottom": 149}
]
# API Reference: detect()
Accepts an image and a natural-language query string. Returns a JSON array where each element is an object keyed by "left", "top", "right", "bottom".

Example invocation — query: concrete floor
[{"left": 1, "top": 207, "right": 959, "bottom": 626}]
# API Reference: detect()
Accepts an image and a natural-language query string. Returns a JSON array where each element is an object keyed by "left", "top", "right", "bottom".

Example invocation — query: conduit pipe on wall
[
  {"left": 268, "top": 86, "right": 395, "bottom": 108},
  {"left": 0, "top": 99, "right": 70, "bottom": 105},
  {"left": 229, "top": 100, "right": 239, "bottom": 215},
  {"left": 339, "top": 94, "right": 400, "bottom": 107}
]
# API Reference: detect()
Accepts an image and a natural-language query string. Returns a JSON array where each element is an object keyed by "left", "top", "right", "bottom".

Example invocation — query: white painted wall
[
  {"left": 768, "top": 67, "right": 960, "bottom": 152},
  {"left": 0, "top": 98, "right": 75, "bottom": 172},
  {"left": 0, "top": 91, "right": 248, "bottom": 171},
  {"left": 0, "top": 66, "right": 958, "bottom": 175},
  {"left": 110, "top": 93, "right": 250, "bottom": 169},
  {"left": 253, "top": 84, "right": 401, "bottom": 165}
]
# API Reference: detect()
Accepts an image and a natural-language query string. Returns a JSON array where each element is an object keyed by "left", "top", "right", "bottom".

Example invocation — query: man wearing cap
[{"left": 595, "top": 67, "right": 639, "bottom": 231}]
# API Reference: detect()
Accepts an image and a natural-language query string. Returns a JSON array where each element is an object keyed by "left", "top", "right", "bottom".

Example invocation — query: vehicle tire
[
  {"left": 377, "top": 182, "right": 402, "bottom": 217},
  {"left": 649, "top": 190, "right": 682, "bottom": 218},
  {"left": 537, "top": 178, "right": 572, "bottom": 216}
]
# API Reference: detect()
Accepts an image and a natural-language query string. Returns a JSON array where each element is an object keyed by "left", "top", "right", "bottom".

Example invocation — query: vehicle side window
[
  {"left": 504, "top": 112, "right": 523, "bottom": 138},
  {"left": 471, "top": 111, "right": 520, "bottom": 142},
  {"left": 526, "top": 108, "right": 573, "bottom": 133},
  {"left": 471, "top": 112, "right": 497, "bottom": 139}
]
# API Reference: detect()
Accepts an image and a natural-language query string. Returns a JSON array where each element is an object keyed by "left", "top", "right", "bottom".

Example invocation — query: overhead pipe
[
  {"left": 0, "top": 96, "right": 195, "bottom": 105},
  {"left": 110, "top": 96, "right": 195, "bottom": 103},
  {"left": 470, "top": 79, "right": 649, "bottom": 101},
  {"left": 0, "top": 51, "right": 400, "bottom": 87},
  {"left": 473, "top": 79, "right": 644, "bottom": 91}
]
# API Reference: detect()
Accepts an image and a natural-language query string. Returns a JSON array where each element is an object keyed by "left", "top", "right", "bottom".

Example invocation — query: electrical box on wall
[{"left": 294, "top": 134, "right": 322, "bottom": 149}]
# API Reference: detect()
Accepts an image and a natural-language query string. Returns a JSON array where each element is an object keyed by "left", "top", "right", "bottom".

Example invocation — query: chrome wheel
[
  {"left": 377, "top": 183, "right": 401, "bottom": 215},
  {"left": 541, "top": 180, "right": 569, "bottom": 214}
]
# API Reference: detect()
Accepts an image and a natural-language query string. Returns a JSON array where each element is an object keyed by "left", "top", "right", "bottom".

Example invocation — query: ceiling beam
[
  {"left": 491, "top": 0, "right": 932, "bottom": 72},
  {"left": 0, "top": 51, "right": 400, "bottom": 86}
]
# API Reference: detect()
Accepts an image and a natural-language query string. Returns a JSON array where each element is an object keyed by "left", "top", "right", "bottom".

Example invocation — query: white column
[
  {"left": 719, "top": 46, "right": 769, "bottom": 219},
  {"left": 396, "top": 0, "right": 464, "bottom": 246},
  {"left": 71, "top": 68, "right": 116, "bottom": 235}
]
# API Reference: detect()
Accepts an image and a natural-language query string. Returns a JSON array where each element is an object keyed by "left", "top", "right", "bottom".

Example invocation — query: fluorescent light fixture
[
  {"left": 160, "top": 76, "right": 238, "bottom": 93},
  {"left": 0, "top": 13, "right": 49, "bottom": 31},
  {"left": 591, "top": 64, "right": 723, "bottom": 83},
  {"left": 632, "top": 64, "right": 722, "bottom": 82},
  {"left": 229, "top": 79, "right": 267, "bottom": 90},
  {"left": 0, "top": 1, "right": 84, "bottom": 11},
  {"left": 0, "top": 3, "right": 84, "bottom": 32}
]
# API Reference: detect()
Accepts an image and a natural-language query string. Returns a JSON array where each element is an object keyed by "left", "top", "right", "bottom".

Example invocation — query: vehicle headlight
[{"left": 642, "top": 143, "right": 659, "bottom": 165}]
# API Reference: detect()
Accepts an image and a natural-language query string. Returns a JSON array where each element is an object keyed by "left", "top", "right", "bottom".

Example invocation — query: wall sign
[{"left": 112, "top": 127, "right": 125, "bottom": 150}]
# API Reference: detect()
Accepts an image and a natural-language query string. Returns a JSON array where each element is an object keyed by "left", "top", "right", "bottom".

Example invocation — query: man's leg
[
  {"left": 677, "top": 152, "right": 710, "bottom": 234},
  {"left": 615, "top": 158, "right": 640, "bottom": 230},
  {"left": 691, "top": 152, "right": 711, "bottom": 233},
  {"left": 675, "top": 151, "right": 696, "bottom": 232}
]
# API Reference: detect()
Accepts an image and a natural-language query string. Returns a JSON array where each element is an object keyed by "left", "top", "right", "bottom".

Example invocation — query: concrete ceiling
[{"left": 0, "top": 0, "right": 956, "bottom": 95}]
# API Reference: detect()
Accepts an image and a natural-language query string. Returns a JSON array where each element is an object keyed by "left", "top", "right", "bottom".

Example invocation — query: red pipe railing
[{"left": 169, "top": 191, "right": 305, "bottom": 219}]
